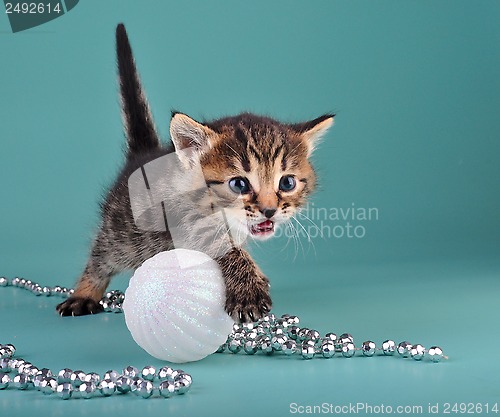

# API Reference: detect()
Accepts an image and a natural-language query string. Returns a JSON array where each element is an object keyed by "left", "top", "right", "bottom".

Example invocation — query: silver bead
[
  {"left": 261, "top": 313, "right": 276, "bottom": 324},
  {"left": 40, "top": 377, "right": 58, "bottom": 395},
  {"left": 158, "top": 366, "right": 175, "bottom": 381},
  {"left": 242, "top": 322, "right": 255, "bottom": 331},
  {"left": 258, "top": 336, "right": 273, "bottom": 354},
  {"left": 70, "top": 370, "right": 86, "bottom": 387},
  {"left": 410, "top": 344, "right": 425, "bottom": 361},
  {"left": 307, "top": 329, "right": 321, "bottom": 342},
  {"left": 57, "top": 368, "right": 73, "bottom": 383},
  {"left": 79, "top": 382, "right": 96, "bottom": 399},
  {"left": 382, "top": 340, "right": 396, "bottom": 355},
  {"left": 122, "top": 366, "right": 139, "bottom": 378},
  {"left": 271, "top": 335, "right": 288, "bottom": 351},
  {"left": 69, "top": 289, "right": 75, "bottom": 296},
  {"left": 275, "top": 318, "right": 289, "bottom": 329},
  {"left": 52, "top": 285, "right": 62, "bottom": 296},
  {"left": 341, "top": 342, "right": 356, "bottom": 358},
  {"left": 339, "top": 333, "right": 354, "bottom": 346},
  {"left": 169, "top": 369, "right": 183, "bottom": 380},
  {"left": 175, "top": 373, "right": 191, "bottom": 385},
  {"left": 13, "top": 374, "right": 29, "bottom": 389},
  {"left": 32, "top": 286, "right": 43, "bottom": 296},
  {"left": 42, "top": 286, "right": 52, "bottom": 296},
  {"left": 18, "top": 361, "right": 32, "bottom": 375},
  {"left": 33, "top": 374, "right": 45, "bottom": 390},
  {"left": 427, "top": 346, "right": 444, "bottom": 363},
  {"left": 98, "top": 379, "right": 116, "bottom": 396},
  {"left": 39, "top": 368, "right": 53, "bottom": 377},
  {"left": 12, "top": 277, "right": 21, "bottom": 286},
  {"left": 0, "top": 372, "right": 10, "bottom": 389},
  {"left": 287, "top": 326, "right": 300, "bottom": 340},
  {"left": 245, "top": 330, "right": 258, "bottom": 341},
  {"left": 3, "top": 344, "right": 15, "bottom": 357},
  {"left": 282, "top": 340, "right": 297, "bottom": 355},
  {"left": 397, "top": 341, "right": 412, "bottom": 357},
  {"left": 159, "top": 380, "right": 175, "bottom": 398},
  {"left": 174, "top": 376, "right": 191, "bottom": 395},
  {"left": 228, "top": 338, "right": 242, "bottom": 353},
  {"left": 286, "top": 315, "right": 300, "bottom": 326},
  {"left": 362, "top": 341, "right": 376, "bottom": 357},
  {"left": 9, "top": 358, "right": 24, "bottom": 371},
  {"left": 34, "top": 369, "right": 52, "bottom": 389},
  {"left": 129, "top": 376, "right": 142, "bottom": 394},
  {"left": 84, "top": 372, "right": 100, "bottom": 385},
  {"left": 0, "top": 277, "right": 8, "bottom": 287},
  {"left": 257, "top": 321, "right": 271, "bottom": 332},
  {"left": 134, "top": 379, "right": 153, "bottom": 398},
  {"left": 243, "top": 340, "right": 258, "bottom": 355},
  {"left": 99, "top": 300, "right": 111, "bottom": 312},
  {"left": 297, "top": 328, "right": 310, "bottom": 342},
  {"left": 0, "top": 358, "right": 10, "bottom": 372},
  {"left": 116, "top": 375, "right": 132, "bottom": 393},
  {"left": 270, "top": 326, "right": 285, "bottom": 336},
  {"left": 324, "top": 333, "right": 338, "bottom": 343},
  {"left": 0, "top": 349, "right": 9, "bottom": 359},
  {"left": 56, "top": 382, "right": 73, "bottom": 399},
  {"left": 232, "top": 330, "right": 245, "bottom": 341},
  {"left": 321, "top": 340, "right": 336, "bottom": 358},
  {"left": 27, "top": 366, "right": 40, "bottom": 380},
  {"left": 141, "top": 366, "right": 156, "bottom": 381},
  {"left": 301, "top": 342, "right": 315, "bottom": 359}
]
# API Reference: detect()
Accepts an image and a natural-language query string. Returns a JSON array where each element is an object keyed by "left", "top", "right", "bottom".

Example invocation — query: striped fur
[{"left": 56, "top": 24, "right": 334, "bottom": 322}]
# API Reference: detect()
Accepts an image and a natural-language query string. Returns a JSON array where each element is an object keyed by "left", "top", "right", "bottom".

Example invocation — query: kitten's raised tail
[{"left": 116, "top": 23, "right": 160, "bottom": 156}]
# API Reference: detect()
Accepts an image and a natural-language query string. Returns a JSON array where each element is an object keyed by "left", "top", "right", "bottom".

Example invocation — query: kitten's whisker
[
  {"left": 292, "top": 216, "right": 317, "bottom": 258},
  {"left": 292, "top": 215, "right": 311, "bottom": 242},
  {"left": 296, "top": 211, "right": 327, "bottom": 241},
  {"left": 281, "top": 222, "right": 295, "bottom": 258},
  {"left": 287, "top": 220, "right": 301, "bottom": 262}
]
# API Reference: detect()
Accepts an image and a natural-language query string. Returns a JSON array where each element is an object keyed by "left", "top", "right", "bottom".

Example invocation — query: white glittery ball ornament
[{"left": 123, "top": 249, "right": 234, "bottom": 363}]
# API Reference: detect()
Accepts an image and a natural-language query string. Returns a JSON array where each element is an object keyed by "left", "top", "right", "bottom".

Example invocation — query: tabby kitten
[{"left": 56, "top": 24, "right": 334, "bottom": 322}]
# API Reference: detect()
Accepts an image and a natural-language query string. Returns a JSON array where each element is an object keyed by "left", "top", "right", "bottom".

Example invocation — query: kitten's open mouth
[{"left": 250, "top": 220, "right": 275, "bottom": 237}]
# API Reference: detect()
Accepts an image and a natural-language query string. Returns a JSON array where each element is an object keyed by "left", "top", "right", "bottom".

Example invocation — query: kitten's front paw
[
  {"left": 56, "top": 297, "right": 104, "bottom": 316},
  {"left": 225, "top": 282, "right": 272, "bottom": 323}
]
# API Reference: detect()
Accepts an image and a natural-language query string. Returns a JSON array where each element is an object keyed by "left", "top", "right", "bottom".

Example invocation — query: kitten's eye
[
  {"left": 279, "top": 175, "right": 296, "bottom": 192},
  {"left": 228, "top": 177, "right": 251, "bottom": 194}
]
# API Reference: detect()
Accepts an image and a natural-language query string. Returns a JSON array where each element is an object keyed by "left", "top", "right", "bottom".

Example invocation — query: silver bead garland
[
  {"left": 0, "top": 275, "right": 447, "bottom": 400},
  {"left": 0, "top": 341, "right": 192, "bottom": 400},
  {"left": 0, "top": 276, "right": 191, "bottom": 400},
  {"left": 218, "top": 314, "right": 447, "bottom": 363}
]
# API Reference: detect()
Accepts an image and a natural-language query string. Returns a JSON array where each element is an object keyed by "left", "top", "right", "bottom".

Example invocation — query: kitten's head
[{"left": 170, "top": 112, "right": 333, "bottom": 243}]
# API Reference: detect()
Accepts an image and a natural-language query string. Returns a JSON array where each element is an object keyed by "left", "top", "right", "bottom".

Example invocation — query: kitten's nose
[{"left": 261, "top": 208, "right": 277, "bottom": 219}]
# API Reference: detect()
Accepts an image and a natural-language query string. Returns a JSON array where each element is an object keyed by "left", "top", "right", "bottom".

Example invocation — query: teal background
[{"left": 1, "top": 1, "right": 499, "bottom": 416}]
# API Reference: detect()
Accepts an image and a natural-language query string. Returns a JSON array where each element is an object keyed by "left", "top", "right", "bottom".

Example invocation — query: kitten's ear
[
  {"left": 290, "top": 114, "right": 335, "bottom": 157},
  {"left": 170, "top": 112, "right": 218, "bottom": 168}
]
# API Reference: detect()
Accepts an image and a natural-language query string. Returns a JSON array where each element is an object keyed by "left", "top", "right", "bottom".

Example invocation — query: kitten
[{"left": 56, "top": 24, "right": 334, "bottom": 322}]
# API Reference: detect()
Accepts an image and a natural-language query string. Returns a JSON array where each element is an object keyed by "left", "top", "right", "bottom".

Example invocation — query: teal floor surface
[{"left": 1, "top": 257, "right": 499, "bottom": 417}]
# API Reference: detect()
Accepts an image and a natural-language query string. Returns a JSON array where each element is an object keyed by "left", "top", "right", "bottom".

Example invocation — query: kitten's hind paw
[{"left": 56, "top": 297, "right": 104, "bottom": 317}]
